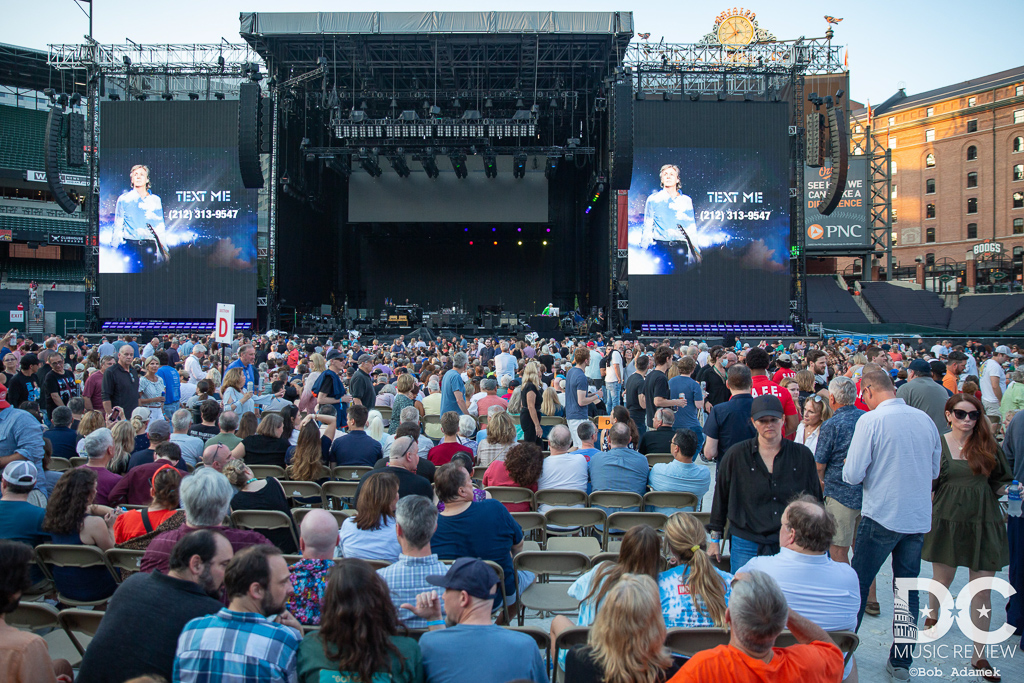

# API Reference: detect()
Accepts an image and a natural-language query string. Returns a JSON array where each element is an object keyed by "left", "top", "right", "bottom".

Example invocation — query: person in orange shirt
[
  {"left": 944, "top": 351, "right": 968, "bottom": 394},
  {"left": 668, "top": 571, "right": 844, "bottom": 683}
]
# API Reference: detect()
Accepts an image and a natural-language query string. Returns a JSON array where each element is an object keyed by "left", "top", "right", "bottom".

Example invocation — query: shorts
[
  {"left": 825, "top": 497, "right": 862, "bottom": 548},
  {"left": 982, "top": 399, "right": 1001, "bottom": 419}
]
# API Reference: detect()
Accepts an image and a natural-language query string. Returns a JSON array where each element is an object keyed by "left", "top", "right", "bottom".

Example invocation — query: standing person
[
  {"left": 315, "top": 350, "right": 351, "bottom": 425},
  {"left": 41, "top": 353, "right": 78, "bottom": 423},
  {"left": 519, "top": 361, "right": 544, "bottom": 446},
  {"left": 701, "top": 349, "right": 735, "bottom": 410},
  {"left": 842, "top": 366, "right": 941, "bottom": 682},
  {"left": 667, "top": 356, "right": 704, "bottom": 447},
  {"left": 173, "top": 545, "right": 302, "bottom": 683},
  {"left": 82, "top": 356, "right": 113, "bottom": 412},
  {"left": 137, "top": 356, "right": 166, "bottom": 419},
  {"left": 602, "top": 340, "right": 625, "bottom": 411},
  {"left": 745, "top": 348, "right": 799, "bottom": 439},
  {"left": 227, "top": 344, "right": 259, "bottom": 396},
  {"left": 102, "top": 345, "right": 139, "bottom": 418},
  {"left": 896, "top": 358, "right": 952, "bottom": 435},
  {"left": 624, "top": 354, "right": 649, "bottom": 437},
  {"left": 920, "top": 394, "right": 1012, "bottom": 678},
  {"left": 701, "top": 365, "right": 756, "bottom": 462},
  {"left": 439, "top": 353, "right": 468, "bottom": 416},
  {"left": 350, "top": 354, "right": 377, "bottom": 409},
  {"left": 565, "top": 347, "right": 601, "bottom": 449},
  {"left": 155, "top": 350, "right": 181, "bottom": 421},
  {"left": 183, "top": 344, "right": 208, "bottom": 386},
  {"left": 493, "top": 341, "right": 517, "bottom": 384},
  {"left": 708, "top": 395, "right": 822, "bottom": 573},
  {"left": 6, "top": 354, "right": 41, "bottom": 410},
  {"left": 644, "top": 346, "right": 686, "bottom": 430},
  {"left": 793, "top": 394, "right": 831, "bottom": 453},
  {"left": 980, "top": 346, "right": 1014, "bottom": 426}
]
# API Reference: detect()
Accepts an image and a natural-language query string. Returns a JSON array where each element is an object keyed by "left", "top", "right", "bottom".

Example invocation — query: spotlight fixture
[
  {"left": 461, "top": 110, "right": 482, "bottom": 120},
  {"left": 449, "top": 151, "right": 468, "bottom": 179},
  {"left": 419, "top": 151, "right": 440, "bottom": 179},
  {"left": 300, "top": 137, "right": 311, "bottom": 148},
  {"left": 689, "top": 93, "right": 700, "bottom": 102},
  {"left": 484, "top": 98, "right": 493, "bottom": 109},
  {"left": 43, "top": 88, "right": 56, "bottom": 103},
  {"left": 56, "top": 93, "right": 70, "bottom": 107},
  {"left": 549, "top": 98, "right": 558, "bottom": 109},
  {"left": 429, "top": 104, "right": 441, "bottom": 117},
  {"left": 452, "top": 99, "right": 462, "bottom": 109},
  {"left": 108, "top": 93, "right": 121, "bottom": 101},
  {"left": 122, "top": 56, "right": 132, "bottom": 68},
  {"left": 161, "top": 93, "right": 174, "bottom": 101},
  {"left": 214, "top": 92, "right": 225, "bottom": 100},
  {"left": 359, "top": 100, "right": 368, "bottom": 110},
  {"left": 217, "top": 55, "right": 225, "bottom": 69},
  {"left": 635, "top": 91, "right": 646, "bottom": 101},
  {"left": 530, "top": 104, "right": 541, "bottom": 115},
  {"left": 389, "top": 97, "right": 398, "bottom": 109},
  {"left": 188, "top": 92, "right": 200, "bottom": 100},
  {"left": 483, "top": 150, "right": 497, "bottom": 179},
  {"left": 512, "top": 151, "right": 527, "bottom": 179},
  {"left": 358, "top": 150, "right": 382, "bottom": 177},
  {"left": 515, "top": 98, "right": 525, "bottom": 108},
  {"left": 662, "top": 91, "right": 671, "bottom": 101},
  {"left": 387, "top": 151, "right": 411, "bottom": 178},
  {"left": 544, "top": 154, "right": 560, "bottom": 179},
  {"left": 135, "top": 93, "right": 148, "bottom": 101},
  {"left": 69, "top": 93, "right": 82, "bottom": 107},
  {"left": 350, "top": 110, "right": 367, "bottom": 122},
  {"left": 717, "top": 90, "right": 727, "bottom": 101}
]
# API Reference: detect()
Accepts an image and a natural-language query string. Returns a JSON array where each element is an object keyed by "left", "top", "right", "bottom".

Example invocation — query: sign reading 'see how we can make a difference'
[{"left": 804, "top": 157, "right": 871, "bottom": 251}]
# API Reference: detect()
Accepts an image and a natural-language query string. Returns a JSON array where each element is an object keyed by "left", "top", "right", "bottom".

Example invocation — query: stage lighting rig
[
  {"left": 358, "top": 149, "right": 382, "bottom": 177},
  {"left": 419, "top": 150, "right": 440, "bottom": 179},
  {"left": 69, "top": 93, "right": 82, "bottom": 108},
  {"left": 388, "top": 151, "right": 411, "bottom": 178},
  {"left": 513, "top": 152, "right": 527, "bottom": 179},
  {"left": 449, "top": 151, "right": 468, "bottom": 179},
  {"left": 483, "top": 150, "right": 497, "bottom": 179},
  {"left": 188, "top": 92, "right": 199, "bottom": 100},
  {"left": 43, "top": 88, "right": 57, "bottom": 103},
  {"left": 544, "top": 154, "right": 560, "bottom": 179}
]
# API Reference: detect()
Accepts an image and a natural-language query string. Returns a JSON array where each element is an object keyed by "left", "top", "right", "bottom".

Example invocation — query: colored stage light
[
  {"left": 518, "top": 241, "right": 523, "bottom": 245},
  {"left": 493, "top": 241, "right": 498, "bottom": 245},
  {"left": 469, "top": 241, "right": 474, "bottom": 245},
  {"left": 542, "top": 240, "right": 548, "bottom": 246}
]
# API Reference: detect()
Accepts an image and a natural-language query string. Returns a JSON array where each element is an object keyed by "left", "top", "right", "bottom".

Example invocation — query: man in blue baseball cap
[
  {"left": 895, "top": 358, "right": 951, "bottom": 435},
  {"left": 403, "top": 557, "right": 549, "bottom": 683}
]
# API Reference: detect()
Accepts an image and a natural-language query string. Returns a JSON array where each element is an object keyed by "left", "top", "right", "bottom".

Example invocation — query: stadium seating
[
  {"left": 3, "top": 259, "right": 85, "bottom": 283},
  {"left": 948, "top": 293, "right": 1024, "bottom": 331},
  {"left": 0, "top": 104, "right": 75, "bottom": 172},
  {"left": 805, "top": 276, "right": 869, "bottom": 325},
  {"left": 859, "top": 282, "right": 951, "bottom": 327}
]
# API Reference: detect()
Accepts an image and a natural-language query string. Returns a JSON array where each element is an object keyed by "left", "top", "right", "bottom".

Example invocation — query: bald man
[
  {"left": 286, "top": 509, "right": 339, "bottom": 625},
  {"left": 201, "top": 443, "right": 232, "bottom": 473}
]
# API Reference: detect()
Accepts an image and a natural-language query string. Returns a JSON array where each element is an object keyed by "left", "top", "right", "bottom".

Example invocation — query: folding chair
[
  {"left": 49, "top": 457, "right": 73, "bottom": 471},
  {"left": 513, "top": 551, "right": 591, "bottom": 626},
  {"left": 540, "top": 415, "right": 567, "bottom": 428},
  {"left": 664, "top": 627, "right": 731, "bottom": 657},
  {"left": 364, "top": 559, "right": 392, "bottom": 571},
  {"left": 591, "top": 551, "right": 619, "bottom": 566},
  {"left": 292, "top": 507, "right": 355, "bottom": 528},
  {"left": 278, "top": 480, "right": 324, "bottom": 508},
  {"left": 35, "top": 544, "right": 120, "bottom": 607},
  {"left": 543, "top": 508, "right": 608, "bottom": 556},
  {"left": 58, "top": 608, "right": 105, "bottom": 656},
  {"left": 322, "top": 480, "right": 359, "bottom": 509},
  {"left": 7, "top": 602, "right": 59, "bottom": 632},
  {"left": 282, "top": 554, "right": 303, "bottom": 565},
  {"left": 249, "top": 464, "right": 287, "bottom": 479},
  {"left": 105, "top": 548, "right": 146, "bottom": 578},
  {"left": 230, "top": 510, "right": 300, "bottom": 550},
  {"left": 646, "top": 453, "right": 674, "bottom": 466},
  {"left": 643, "top": 491, "right": 700, "bottom": 514},
  {"left": 553, "top": 626, "right": 592, "bottom": 681},
  {"left": 512, "top": 511, "right": 547, "bottom": 551},
  {"left": 376, "top": 407, "right": 393, "bottom": 423},
  {"left": 508, "top": 625, "right": 553, "bottom": 671},
  {"left": 534, "top": 488, "right": 588, "bottom": 511},
  {"left": 606, "top": 512, "right": 669, "bottom": 533},
  {"left": 774, "top": 630, "right": 860, "bottom": 664},
  {"left": 332, "top": 465, "right": 373, "bottom": 481},
  {"left": 485, "top": 486, "right": 536, "bottom": 511},
  {"left": 473, "top": 465, "right": 489, "bottom": 482},
  {"left": 587, "top": 490, "right": 643, "bottom": 514},
  {"left": 70, "top": 456, "right": 89, "bottom": 468}
]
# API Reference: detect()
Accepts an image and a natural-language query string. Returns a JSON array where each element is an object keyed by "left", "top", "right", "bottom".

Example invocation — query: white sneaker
[{"left": 886, "top": 661, "right": 911, "bottom": 681}]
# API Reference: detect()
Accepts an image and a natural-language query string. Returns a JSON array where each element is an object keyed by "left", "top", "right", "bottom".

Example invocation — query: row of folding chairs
[{"left": 485, "top": 487, "right": 700, "bottom": 515}]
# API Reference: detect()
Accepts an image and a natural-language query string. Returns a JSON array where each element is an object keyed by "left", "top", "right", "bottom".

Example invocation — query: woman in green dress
[{"left": 922, "top": 393, "right": 1012, "bottom": 681}]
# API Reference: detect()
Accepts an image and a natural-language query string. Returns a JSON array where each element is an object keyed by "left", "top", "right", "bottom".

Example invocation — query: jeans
[
  {"left": 604, "top": 381, "right": 621, "bottom": 410},
  {"left": 729, "top": 535, "right": 760, "bottom": 574},
  {"left": 162, "top": 403, "right": 179, "bottom": 421},
  {"left": 851, "top": 516, "right": 924, "bottom": 669},
  {"left": 1007, "top": 515, "right": 1024, "bottom": 635}
]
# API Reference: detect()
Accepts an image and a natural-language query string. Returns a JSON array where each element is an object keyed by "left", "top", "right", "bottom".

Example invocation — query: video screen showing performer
[
  {"left": 638, "top": 164, "right": 701, "bottom": 273},
  {"left": 108, "top": 165, "right": 171, "bottom": 272}
]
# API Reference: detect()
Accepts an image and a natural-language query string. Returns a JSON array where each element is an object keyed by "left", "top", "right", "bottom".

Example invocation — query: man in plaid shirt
[
  {"left": 377, "top": 494, "right": 449, "bottom": 628},
  {"left": 174, "top": 545, "right": 302, "bottom": 683}
]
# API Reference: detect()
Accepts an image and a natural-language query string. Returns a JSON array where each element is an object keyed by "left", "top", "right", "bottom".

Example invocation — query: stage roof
[{"left": 0, "top": 43, "right": 88, "bottom": 96}]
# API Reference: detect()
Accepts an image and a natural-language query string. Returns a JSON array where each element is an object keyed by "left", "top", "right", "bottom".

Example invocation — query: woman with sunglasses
[
  {"left": 794, "top": 393, "right": 832, "bottom": 453},
  {"left": 921, "top": 393, "right": 1013, "bottom": 681}
]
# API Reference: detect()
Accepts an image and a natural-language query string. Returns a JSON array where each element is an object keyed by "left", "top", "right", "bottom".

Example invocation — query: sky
[{"left": 2, "top": 0, "right": 1020, "bottom": 105}]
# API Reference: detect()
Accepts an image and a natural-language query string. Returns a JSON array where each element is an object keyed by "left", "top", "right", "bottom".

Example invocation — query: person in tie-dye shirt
[
  {"left": 286, "top": 510, "right": 338, "bottom": 625},
  {"left": 659, "top": 512, "right": 733, "bottom": 628}
]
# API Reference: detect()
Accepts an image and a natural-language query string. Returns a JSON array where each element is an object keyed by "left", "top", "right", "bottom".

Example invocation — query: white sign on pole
[
  {"left": 9, "top": 311, "right": 24, "bottom": 323},
  {"left": 215, "top": 303, "right": 235, "bottom": 343}
]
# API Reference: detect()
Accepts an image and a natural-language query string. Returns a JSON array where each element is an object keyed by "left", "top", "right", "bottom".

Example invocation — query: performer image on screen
[
  {"left": 639, "top": 164, "right": 702, "bottom": 272},
  {"left": 110, "top": 164, "right": 170, "bottom": 272}
]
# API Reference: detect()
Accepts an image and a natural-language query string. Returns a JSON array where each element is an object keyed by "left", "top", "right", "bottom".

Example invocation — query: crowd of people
[{"left": 0, "top": 329, "right": 1022, "bottom": 682}]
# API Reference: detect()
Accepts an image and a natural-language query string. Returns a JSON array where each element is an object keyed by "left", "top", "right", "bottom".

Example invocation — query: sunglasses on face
[{"left": 952, "top": 408, "right": 980, "bottom": 421}]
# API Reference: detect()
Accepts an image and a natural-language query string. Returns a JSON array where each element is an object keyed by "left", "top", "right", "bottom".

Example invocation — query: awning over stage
[{"left": 240, "top": 12, "right": 632, "bottom": 37}]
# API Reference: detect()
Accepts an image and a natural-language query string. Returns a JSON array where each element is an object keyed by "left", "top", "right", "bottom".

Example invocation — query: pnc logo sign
[{"left": 807, "top": 224, "right": 825, "bottom": 240}]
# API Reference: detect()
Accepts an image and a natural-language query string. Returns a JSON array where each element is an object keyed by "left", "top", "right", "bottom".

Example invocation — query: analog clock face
[{"left": 717, "top": 16, "right": 755, "bottom": 47}]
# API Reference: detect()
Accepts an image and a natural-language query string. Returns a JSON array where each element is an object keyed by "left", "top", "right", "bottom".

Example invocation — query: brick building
[{"left": 848, "top": 65, "right": 1024, "bottom": 292}]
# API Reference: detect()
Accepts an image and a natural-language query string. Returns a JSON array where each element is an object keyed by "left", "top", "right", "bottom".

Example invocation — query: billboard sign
[{"left": 804, "top": 156, "right": 871, "bottom": 251}]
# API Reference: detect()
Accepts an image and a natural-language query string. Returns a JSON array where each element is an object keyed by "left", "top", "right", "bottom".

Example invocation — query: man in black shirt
[
  {"left": 188, "top": 400, "right": 221, "bottom": 444},
  {"left": 624, "top": 354, "right": 649, "bottom": 436},
  {"left": 102, "top": 345, "right": 140, "bottom": 417},
  {"left": 42, "top": 353, "right": 79, "bottom": 421},
  {"left": 357, "top": 435, "right": 433, "bottom": 505},
  {"left": 702, "top": 350, "right": 736, "bottom": 410},
  {"left": 76, "top": 530, "right": 232, "bottom": 683},
  {"left": 638, "top": 408, "right": 677, "bottom": 455},
  {"left": 349, "top": 353, "right": 377, "bottom": 409},
  {"left": 6, "top": 353, "right": 41, "bottom": 409},
  {"left": 643, "top": 346, "right": 686, "bottom": 429}
]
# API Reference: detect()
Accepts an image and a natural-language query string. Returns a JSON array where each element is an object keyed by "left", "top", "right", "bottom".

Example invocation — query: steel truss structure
[{"left": 864, "top": 126, "right": 894, "bottom": 279}]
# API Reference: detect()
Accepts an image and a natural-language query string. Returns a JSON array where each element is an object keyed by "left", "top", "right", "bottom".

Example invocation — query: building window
[
  {"left": 888, "top": 136, "right": 897, "bottom": 148},
  {"left": 1015, "top": 137, "right": 1024, "bottom": 153},
  {"left": 892, "top": 231, "right": 899, "bottom": 246},
  {"left": 892, "top": 207, "right": 898, "bottom": 223},
  {"left": 1016, "top": 218, "right": 1024, "bottom": 235},
  {"left": 968, "top": 96, "right": 977, "bottom": 107},
  {"left": 926, "top": 227, "right": 935, "bottom": 243},
  {"left": 1015, "top": 164, "right": 1024, "bottom": 181},
  {"left": 967, "top": 197, "right": 978, "bottom": 214},
  {"left": 1018, "top": 85, "right": 1024, "bottom": 97},
  {"left": 967, "top": 145, "right": 978, "bottom": 160},
  {"left": 925, "top": 129, "right": 935, "bottom": 142},
  {"left": 888, "top": 116, "right": 895, "bottom": 127},
  {"left": 926, "top": 107, "right": 934, "bottom": 117},
  {"left": 926, "top": 179, "right": 936, "bottom": 194},
  {"left": 925, "top": 153, "right": 936, "bottom": 167},
  {"left": 1016, "top": 110, "right": 1024, "bottom": 124},
  {"left": 1015, "top": 192, "right": 1024, "bottom": 209},
  {"left": 967, "top": 119, "right": 978, "bottom": 133},
  {"left": 854, "top": 124, "right": 862, "bottom": 134},
  {"left": 968, "top": 172, "right": 978, "bottom": 188},
  {"left": 926, "top": 253, "right": 935, "bottom": 265},
  {"left": 927, "top": 203, "right": 936, "bottom": 218},
  {"left": 1015, "top": 246, "right": 1024, "bottom": 262},
  {"left": 891, "top": 160, "right": 898, "bottom": 175},
  {"left": 891, "top": 184, "right": 897, "bottom": 199},
  {"left": 853, "top": 145, "right": 863, "bottom": 155},
  {"left": 968, "top": 223, "right": 978, "bottom": 239}
]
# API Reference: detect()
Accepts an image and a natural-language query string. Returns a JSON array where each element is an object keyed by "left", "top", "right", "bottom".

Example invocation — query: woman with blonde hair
[
  {"left": 659, "top": 511, "right": 732, "bottom": 628},
  {"left": 299, "top": 352, "right": 326, "bottom": 413},
  {"left": 223, "top": 458, "right": 298, "bottom": 553},
  {"left": 108, "top": 420, "right": 138, "bottom": 474},
  {"left": 75, "top": 410, "right": 107, "bottom": 456},
  {"left": 477, "top": 410, "right": 517, "bottom": 466},
  {"left": 520, "top": 360, "right": 544, "bottom": 445},
  {"left": 794, "top": 368, "right": 816, "bottom": 405},
  {"left": 794, "top": 393, "right": 832, "bottom": 452},
  {"left": 564, "top": 574, "right": 677, "bottom": 683},
  {"left": 365, "top": 409, "right": 386, "bottom": 446},
  {"left": 220, "top": 367, "right": 254, "bottom": 415}
]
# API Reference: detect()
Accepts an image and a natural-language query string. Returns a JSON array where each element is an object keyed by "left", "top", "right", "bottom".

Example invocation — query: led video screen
[
  {"left": 98, "top": 101, "right": 256, "bottom": 319},
  {"left": 627, "top": 101, "right": 791, "bottom": 322}
]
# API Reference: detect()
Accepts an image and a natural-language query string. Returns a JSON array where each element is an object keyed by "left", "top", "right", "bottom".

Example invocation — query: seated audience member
[
  {"left": 188, "top": 397, "right": 221, "bottom": 443},
  {"left": 437, "top": 452, "right": 487, "bottom": 511},
  {"left": 0, "top": 463, "right": 48, "bottom": 555},
  {"left": 330, "top": 404, "right": 383, "bottom": 467},
  {"left": 477, "top": 410, "right": 518, "bottom": 467},
  {"left": 427, "top": 411, "right": 473, "bottom": 466},
  {"left": 647, "top": 429, "right": 711, "bottom": 514},
  {"left": 564, "top": 574, "right": 681, "bottom": 683},
  {"left": 380, "top": 421, "right": 437, "bottom": 482},
  {"left": 406, "top": 558, "right": 549, "bottom": 683},
  {"left": 573, "top": 421, "right": 601, "bottom": 461},
  {"left": 659, "top": 512, "right": 732, "bottom": 628},
  {"left": 127, "top": 419, "right": 187, "bottom": 473},
  {"left": 536, "top": 425, "right": 589, "bottom": 513},
  {"left": 430, "top": 463, "right": 533, "bottom": 608},
  {"left": 108, "top": 420, "right": 138, "bottom": 475},
  {"left": 42, "top": 406, "right": 77, "bottom": 460},
  {"left": 378, "top": 495, "right": 450, "bottom": 628},
  {"left": 0, "top": 540, "right": 73, "bottom": 683},
  {"left": 235, "top": 410, "right": 259, "bottom": 440},
  {"left": 42, "top": 467, "right": 119, "bottom": 603},
  {"left": 174, "top": 545, "right": 302, "bottom": 682},
  {"left": 286, "top": 418, "right": 334, "bottom": 485},
  {"left": 74, "top": 409, "right": 106, "bottom": 457},
  {"left": 638, "top": 408, "right": 677, "bottom": 455},
  {"left": 359, "top": 435, "right": 434, "bottom": 503},
  {"left": 224, "top": 458, "right": 299, "bottom": 554},
  {"left": 297, "top": 558, "right": 424, "bottom": 682},
  {"left": 141, "top": 467, "right": 272, "bottom": 573},
  {"left": 76, "top": 530, "right": 233, "bottom": 683},
  {"left": 113, "top": 464, "right": 184, "bottom": 544},
  {"left": 456, "top": 414, "right": 479, "bottom": 458},
  {"left": 232, "top": 413, "right": 291, "bottom": 467},
  {"left": 169, "top": 408, "right": 205, "bottom": 468},
  {"left": 589, "top": 422, "right": 649, "bottom": 512},
  {"left": 551, "top": 526, "right": 661, "bottom": 668},
  {"left": 667, "top": 571, "right": 844, "bottom": 682},
  {"left": 108, "top": 442, "right": 184, "bottom": 506},
  {"left": 204, "top": 410, "right": 242, "bottom": 451},
  {"left": 200, "top": 442, "right": 232, "bottom": 473},
  {"left": 286, "top": 509, "right": 340, "bottom": 626},
  {"left": 80, "top": 427, "right": 123, "bottom": 505},
  {"left": 339, "top": 469, "right": 401, "bottom": 562},
  {"left": 482, "top": 442, "right": 544, "bottom": 512},
  {"left": 737, "top": 496, "right": 860, "bottom": 681}
]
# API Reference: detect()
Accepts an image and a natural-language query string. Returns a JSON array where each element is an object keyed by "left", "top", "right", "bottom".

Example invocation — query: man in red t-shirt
[
  {"left": 770, "top": 354, "right": 796, "bottom": 384},
  {"left": 745, "top": 348, "right": 799, "bottom": 438},
  {"left": 427, "top": 411, "right": 473, "bottom": 466}
]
